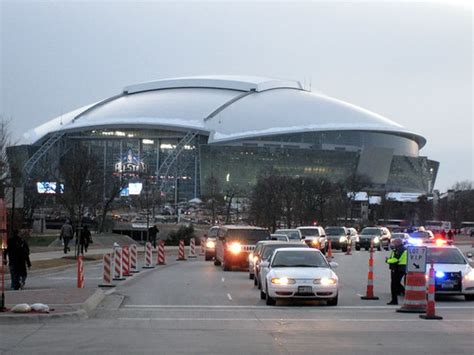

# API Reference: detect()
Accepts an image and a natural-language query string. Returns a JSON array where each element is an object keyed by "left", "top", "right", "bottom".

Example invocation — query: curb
[{"left": 0, "top": 289, "right": 105, "bottom": 324}]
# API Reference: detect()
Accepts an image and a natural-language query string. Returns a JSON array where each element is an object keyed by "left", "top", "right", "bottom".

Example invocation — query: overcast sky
[{"left": 1, "top": 0, "right": 472, "bottom": 191}]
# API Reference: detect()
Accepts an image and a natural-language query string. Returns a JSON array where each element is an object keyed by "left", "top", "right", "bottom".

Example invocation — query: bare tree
[{"left": 202, "top": 174, "right": 224, "bottom": 224}]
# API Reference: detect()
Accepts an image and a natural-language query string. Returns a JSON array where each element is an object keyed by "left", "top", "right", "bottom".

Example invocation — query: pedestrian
[
  {"left": 148, "top": 224, "right": 159, "bottom": 248},
  {"left": 16, "top": 234, "right": 31, "bottom": 289},
  {"left": 79, "top": 225, "right": 92, "bottom": 255},
  {"left": 60, "top": 219, "right": 74, "bottom": 254},
  {"left": 447, "top": 229, "right": 454, "bottom": 241},
  {"left": 385, "top": 237, "right": 407, "bottom": 305},
  {"left": 3, "top": 231, "right": 31, "bottom": 290}
]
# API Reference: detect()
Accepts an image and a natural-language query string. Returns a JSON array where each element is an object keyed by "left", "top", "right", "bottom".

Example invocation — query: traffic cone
[
  {"left": 420, "top": 263, "right": 442, "bottom": 320},
  {"left": 326, "top": 239, "right": 333, "bottom": 260},
  {"left": 397, "top": 271, "right": 427, "bottom": 313},
  {"left": 361, "top": 239, "right": 379, "bottom": 300}
]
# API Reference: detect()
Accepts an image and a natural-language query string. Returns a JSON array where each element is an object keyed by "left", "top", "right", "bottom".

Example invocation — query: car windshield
[
  {"left": 262, "top": 244, "right": 306, "bottom": 260},
  {"left": 361, "top": 228, "right": 381, "bottom": 236},
  {"left": 271, "top": 250, "right": 327, "bottom": 268},
  {"left": 299, "top": 228, "right": 320, "bottom": 237},
  {"left": 325, "top": 227, "right": 346, "bottom": 236},
  {"left": 427, "top": 248, "right": 466, "bottom": 264},
  {"left": 226, "top": 229, "right": 270, "bottom": 244},
  {"left": 275, "top": 230, "right": 300, "bottom": 240}
]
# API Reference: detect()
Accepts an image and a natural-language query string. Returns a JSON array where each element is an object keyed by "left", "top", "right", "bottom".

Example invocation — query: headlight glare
[
  {"left": 271, "top": 277, "right": 296, "bottom": 285},
  {"left": 314, "top": 277, "right": 337, "bottom": 286},
  {"left": 339, "top": 236, "right": 346, "bottom": 243},
  {"left": 373, "top": 237, "right": 380, "bottom": 244},
  {"left": 206, "top": 240, "right": 215, "bottom": 248},
  {"left": 228, "top": 243, "right": 242, "bottom": 254},
  {"left": 465, "top": 269, "right": 474, "bottom": 281}
]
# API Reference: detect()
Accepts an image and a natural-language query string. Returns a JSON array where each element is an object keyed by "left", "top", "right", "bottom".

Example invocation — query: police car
[{"left": 408, "top": 239, "right": 474, "bottom": 301}]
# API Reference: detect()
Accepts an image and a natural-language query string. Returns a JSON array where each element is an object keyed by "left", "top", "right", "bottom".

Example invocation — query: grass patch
[{"left": 27, "top": 235, "right": 58, "bottom": 247}]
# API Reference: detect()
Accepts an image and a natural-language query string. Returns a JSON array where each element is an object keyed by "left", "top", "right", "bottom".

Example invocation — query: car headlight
[
  {"left": 465, "top": 269, "right": 474, "bottom": 281},
  {"left": 339, "top": 236, "right": 347, "bottom": 243},
  {"left": 373, "top": 237, "right": 380, "bottom": 244},
  {"left": 312, "top": 239, "right": 319, "bottom": 245},
  {"left": 271, "top": 277, "right": 296, "bottom": 285},
  {"left": 206, "top": 240, "right": 215, "bottom": 248},
  {"left": 314, "top": 277, "right": 337, "bottom": 286},
  {"left": 355, "top": 236, "right": 360, "bottom": 242},
  {"left": 228, "top": 243, "right": 242, "bottom": 254}
]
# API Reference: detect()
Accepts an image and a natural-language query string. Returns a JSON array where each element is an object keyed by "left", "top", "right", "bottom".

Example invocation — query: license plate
[
  {"left": 440, "top": 281, "right": 455, "bottom": 289},
  {"left": 298, "top": 286, "right": 312, "bottom": 293}
]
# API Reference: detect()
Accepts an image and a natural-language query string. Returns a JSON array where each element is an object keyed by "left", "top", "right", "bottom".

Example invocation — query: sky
[{"left": 0, "top": 0, "right": 472, "bottom": 192}]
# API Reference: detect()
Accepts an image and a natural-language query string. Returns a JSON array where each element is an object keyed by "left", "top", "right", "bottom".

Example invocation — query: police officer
[{"left": 385, "top": 237, "right": 407, "bottom": 305}]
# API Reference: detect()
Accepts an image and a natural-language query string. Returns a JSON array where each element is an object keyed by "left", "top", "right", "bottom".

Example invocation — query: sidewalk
[{"left": 0, "top": 246, "right": 184, "bottom": 322}]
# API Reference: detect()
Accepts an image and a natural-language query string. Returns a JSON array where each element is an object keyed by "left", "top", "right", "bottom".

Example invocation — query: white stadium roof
[{"left": 24, "top": 75, "right": 426, "bottom": 147}]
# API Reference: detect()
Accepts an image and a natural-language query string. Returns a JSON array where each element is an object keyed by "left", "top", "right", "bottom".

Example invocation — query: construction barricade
[
  {"left": 397, "top": 272, "right": 427, "bottom": 313},
  {"left": 177, "top": 239, "right": 186, "bottom": 261},
  {"left": 200, "top": 237, "right": 206, "bottom": 256},
  {"left": 99, "top": 253, "right": 115, "bottom": 287},
  {"left": 77, "top": 255, "right": 85, "bottom": 288},
  {"left": 113, "top": 247, "right": 126, "bottom": 281},
  {"left": 188, "top": 238, "right": 197, "bottom": 258},
  {"left": 130, "top": 244, "right": 139, "bottom": 273},
  {"left": 143, "top": 242, "right": 155, "bottom": 269},
  {"left": 157, "top": 240, "right": 166, "bottom": 265},
  {"left": 122, "top": 246, "right": 132, "bottom": 277}
]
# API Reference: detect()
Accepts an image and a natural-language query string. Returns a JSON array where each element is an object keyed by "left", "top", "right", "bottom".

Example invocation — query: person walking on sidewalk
[
  {"left": 3, "top": 231, "right": 31, "bottom": 290},
  {"left": 79, "top": 225, "right": 92, "bottom": 255},
  {"left": 385, "top": 237, "right": 407, "bottom": 305},
  {"left": 60, "top": 219, "right": 74, "bottom": 254}
]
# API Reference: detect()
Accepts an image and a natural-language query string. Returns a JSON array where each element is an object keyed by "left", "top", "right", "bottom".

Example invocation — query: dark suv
[
  {"left": 214, "top": 225, "right": 270, "bottom": 271},
  {"left": 356, "top": 227, "right": 391, "bottom": 251},
  {"left": 324, "top": 226, "right": 350, "bottom": 252}
]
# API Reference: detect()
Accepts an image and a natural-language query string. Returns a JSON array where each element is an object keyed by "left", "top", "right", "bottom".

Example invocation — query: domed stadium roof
[{"left": 24, "top": 75, "right": 426, "bottom": 147}]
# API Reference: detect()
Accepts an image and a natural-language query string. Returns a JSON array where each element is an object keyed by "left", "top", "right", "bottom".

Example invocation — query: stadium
[{"left": 11, "top": 75, "right": 439, "bottom": 203}]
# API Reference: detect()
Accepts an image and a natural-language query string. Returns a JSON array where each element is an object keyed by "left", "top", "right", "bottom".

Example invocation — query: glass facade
[{"left": 11, "top": 128, "right": 438, "bottom": 204}]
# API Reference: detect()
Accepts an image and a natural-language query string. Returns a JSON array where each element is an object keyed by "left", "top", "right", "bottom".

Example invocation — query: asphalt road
[{"left": 1, "top": 247, "right": 473, "bottom": 354}]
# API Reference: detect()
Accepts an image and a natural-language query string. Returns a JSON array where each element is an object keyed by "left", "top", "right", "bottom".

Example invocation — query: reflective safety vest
[{"left": 386, "top": 250, "right": 407, "bottom": 265}]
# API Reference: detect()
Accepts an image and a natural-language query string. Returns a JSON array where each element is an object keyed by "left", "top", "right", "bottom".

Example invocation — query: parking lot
[{"left": 1, "top": 245, "right": 473, "bottom": 354}]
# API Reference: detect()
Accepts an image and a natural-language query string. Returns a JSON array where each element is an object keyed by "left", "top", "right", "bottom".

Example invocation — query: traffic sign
[{"left": 407, "top": 246, "right": 427, "bottom": 273}]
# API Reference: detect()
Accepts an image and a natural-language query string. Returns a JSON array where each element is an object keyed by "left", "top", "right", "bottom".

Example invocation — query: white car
[
  {"left": 297, "top": 226, "right": 328, "bottom": 253},
  {"left": 259, "top": 248, "right": 339, "bottom": 306},
  {"left": 424, "top": 242, "right": 474, "bottom": 301}
]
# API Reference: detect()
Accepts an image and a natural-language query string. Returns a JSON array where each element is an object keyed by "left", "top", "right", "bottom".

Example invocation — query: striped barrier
[
  {"left": 177, "top": 240, "right": 186, "bottom": 261},
  {"left": 99, "top": 253, "right": 115, "bottom": 287},
  {"left": 188, "top": 238, "right": 197, "bottom": 258},
  {"left": 77, "top": 255, "right": 85, "bottom": 288},
  {"left": 420, "top": 263, "right": 442, "bottom": 320},
  {"left": 122, "top": 246, "right": 131, "bottom": 277},
  {"left": 130, "top": 244, "right": 139, "bottom": 273},
  {"left": 143, "top": 242, "right": 155, "bottom": 269},
  {"left": 397, "top": 272, "right": 427, "bottom": 313},
  {"left": 361, "top": 239, "right": 379, "bottom": 300},
  {"left": 157, "top": 240, "right": 166, "bottom": 265},
  {"left": 113, "top": 247, "right": 125, "bottom": 280},
  {"left": 200, "top": 237, "right": 206, "bottom": 256}
]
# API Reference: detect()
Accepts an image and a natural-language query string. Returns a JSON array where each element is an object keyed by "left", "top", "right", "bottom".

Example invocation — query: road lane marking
[
  {"left": 123, "top": 305, "right": 474, "bottom": 310},
  {"left": 118, "top": 317, "right": 474, "bottom": 322},
  {"left": 48, "top": 277, "right": 101, "bottom": 280},
  {"left": 227, "top": 293, "right": 233, "bottom": 301},
  {"left": 221, "top": 277, "right": 225, "bottom": 282}
]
